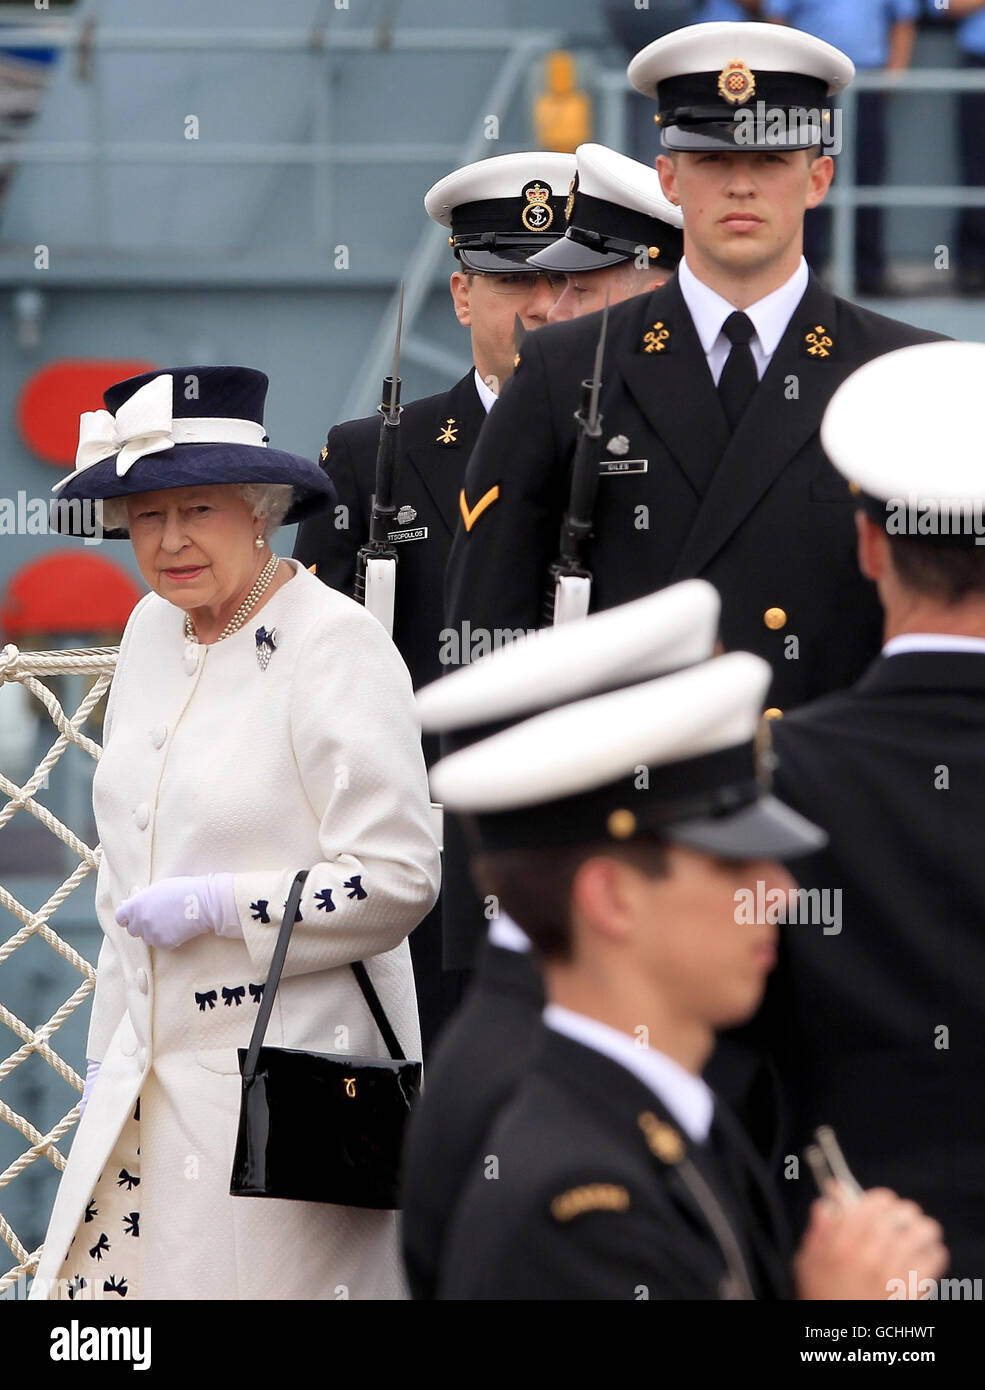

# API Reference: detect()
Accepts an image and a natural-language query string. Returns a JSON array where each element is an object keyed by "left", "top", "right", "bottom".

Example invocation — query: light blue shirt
[
  {"left": 764, "top": 0, "right": 919, "bottom": 68},
  {"left": 959, "top": 8, "right": 985, "bottom": 59}
]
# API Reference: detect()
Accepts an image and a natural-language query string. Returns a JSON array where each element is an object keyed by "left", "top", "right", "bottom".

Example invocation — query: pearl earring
[{"left": 255, "top": 536, "right": 264, "bottom": 549}]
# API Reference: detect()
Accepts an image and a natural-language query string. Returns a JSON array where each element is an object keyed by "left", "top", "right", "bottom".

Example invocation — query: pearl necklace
[{"left": 183, "top": 555, "right": 279, "bottom": 644}]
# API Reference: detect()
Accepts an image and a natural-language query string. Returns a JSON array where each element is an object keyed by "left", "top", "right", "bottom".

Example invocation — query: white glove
[
  {"left": 114, "top": 873, "right": 242, "bottom": 950},
  {"left": 79, "top": 1059, "right": 100, "bottom": 1117}
]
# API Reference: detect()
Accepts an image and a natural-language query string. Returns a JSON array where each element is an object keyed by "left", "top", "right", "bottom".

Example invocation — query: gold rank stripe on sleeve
[
  {"left": 550, "top": 1183, "right": 631, "bottom": 1223},
  {"left": 459, "top": 484, "right": 500, "bottom": 533}
]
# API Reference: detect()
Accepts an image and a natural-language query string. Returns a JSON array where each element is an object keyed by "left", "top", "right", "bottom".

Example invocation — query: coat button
[
  {"left": 764, "top": 707, "right": 784, "bottom": 720},
  {"left": 763, "top": 607, "right": 787, "bottom": 630},
  {"left": 184, "top": 643, "right": 199, "bottom": 675},
  {"left": 134, "top": 803, "right": 150, "bottom": 830},
  {"left": 150, "top": 725, "right": 167, "bottom": 748},
  {"left": 136, "top": 968, "right": 148, "bottom": 995}
]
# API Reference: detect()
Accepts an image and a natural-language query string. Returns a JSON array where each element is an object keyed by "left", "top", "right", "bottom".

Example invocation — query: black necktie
[{"left": 717, "top": 311, "right": 758, "bottom": 431}]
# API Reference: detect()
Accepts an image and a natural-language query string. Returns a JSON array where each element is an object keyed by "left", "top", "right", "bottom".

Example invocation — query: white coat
[{"left": 31, "top": 559, "right": 440, "bottom": 1299}]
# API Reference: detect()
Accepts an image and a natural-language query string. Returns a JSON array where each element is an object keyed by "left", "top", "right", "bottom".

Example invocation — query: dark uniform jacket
[
  {"left": 438, "top": 1028, "right": 793, "bottom": 1300},
  {"left": 442, "top": 273, "right": 942, "bottom": 967},
  {"left": 400, "top": 942, "right": 544, "bottom": 1300},
  {"left": 767, "top": 650, "right": 985, "bottom": 1279},
  {"left": 293, "top": 371, "right": 486, "bottom": 1051}
]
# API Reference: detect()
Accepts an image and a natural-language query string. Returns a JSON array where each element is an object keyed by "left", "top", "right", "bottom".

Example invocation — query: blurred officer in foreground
[
  {"left": 401, "top": 579, "right": 721, "bottom": 1300},
  {"left": 425, "top": 622, "right": 946, "bottom": 1299},
  {"left": 526, "top": 143, "right": 683, "bottom": 321},
  {"left": 764, "top": 341, "right": 985, "bottom": 1282},
  {"left": 294, "top": 151, "right": 572, "bottom": 1053}
]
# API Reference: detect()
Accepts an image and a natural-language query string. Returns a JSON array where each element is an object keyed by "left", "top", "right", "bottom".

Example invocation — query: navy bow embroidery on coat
[
  {"left": 284, "top": 897, "right": 302, "bottom": 922},
  {"left": 117, "top": 1169, "right": 140, "bottom": 1192},
  {"left": 89, "top": 1233, "right": 110, "bottom": 1261},
  {"left": 249, "top": 982, "right": 264, "bottom": 1003},
  {"left": 103, "top": 1275, "right": 128, "bottom": 1297},
  {"left": 222, "top": 985, "right": 246, "bottom": 1007},
  {"left": 315, "top": 888, "right": 335, "bottom": 913},
  {"left": 250, "top": 900, "right": 270, "bottom": 924},
  {"left": 67, "top": 1276, "right": 87, "bottom": 1301},
  {"left": 84, "top": 1199, "right": 98, "bottom": 1224},
  {"left": 123, "top": 1212, "right": 140, "bottom": 1238},
  {"left": 344, "top": 875, "right": 367, "bottom": 900},
  {"left": 195, "top": 990, "right": 218, "bottom": 1011}
]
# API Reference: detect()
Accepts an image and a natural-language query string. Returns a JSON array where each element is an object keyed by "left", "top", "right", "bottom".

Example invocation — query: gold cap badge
[
  {"left": 521, "top": 180, "right": 554, "bottom": 232},
  {"left": 717, "top": 59, "right": 756, "bottom": 106},
  {"left": 564, "top": 174, "right": 577, "bottom": 225}
]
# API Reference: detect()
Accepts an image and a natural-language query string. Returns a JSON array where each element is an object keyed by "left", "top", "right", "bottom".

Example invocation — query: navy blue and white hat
[
  {"left": 628, "top": 21, "right": 854, "bottom": 152},
  {"left": 418, "top": 582, "right": 824, "bottom": 861},
  {"left": 425, "top": 151, "right": 577, "bottom": 272},
  {"left": 528, "top": 143, "right": 684, "bottom": 274},
  {"left": 51, "top": 366, "right": 335, "bottom": 534}
]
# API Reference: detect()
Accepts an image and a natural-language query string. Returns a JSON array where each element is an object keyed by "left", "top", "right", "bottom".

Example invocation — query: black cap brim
[
  {"left": 457, "top": 246, "right": 560, "bottom": 273},
  {"left": 527, "top": 236, "right": 630, "bottom": 273},
  {"left": 661, "top": 120, "right": 822, "bottom": 152},
  {"left": 664, "top": 793, "right": 826, "bottom": 861}
]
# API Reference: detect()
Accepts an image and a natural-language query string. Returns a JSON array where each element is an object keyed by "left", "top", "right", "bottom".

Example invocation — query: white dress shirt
[
  {"left": 473, "top": 367, "right": 498, "bottom": 415},
  {"left": 678, "top": 255, "right": 810, "bottom": 386},
  {"left": 883, "top": 633, "right": 985, "bottom": 658},
  {"left": 543, "top": 1003, "right": 714, "bottom": 1143}
]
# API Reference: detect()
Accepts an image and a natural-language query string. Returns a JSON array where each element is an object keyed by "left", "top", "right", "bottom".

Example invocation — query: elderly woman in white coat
[{"left": 31, "top": 365, "right": 440, "bottom": 1301}]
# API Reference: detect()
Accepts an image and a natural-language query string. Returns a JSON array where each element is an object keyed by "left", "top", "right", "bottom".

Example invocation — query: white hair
[{"left": 98, "top": 482, "right": 293, "bottom": 536}]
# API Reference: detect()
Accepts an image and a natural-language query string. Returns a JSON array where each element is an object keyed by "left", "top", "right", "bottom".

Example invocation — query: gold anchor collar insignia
[
  {"left": 717, "top": 59, "right": 756, "bottom": 106},
  {"left": 521, "top": 179, "right": 554, "bottom": 232},
  {"left": 550, "top": 1183, "right": 631, "bottom": 1223},
  {"left": 436, "top": 417, "right": 459, "bottom": 445},
  {"left": 803, "top": 323, "right": 834, "bottom": 358},
  {"left": 642, "top": 320, "right": 671, "bottom": 354}
]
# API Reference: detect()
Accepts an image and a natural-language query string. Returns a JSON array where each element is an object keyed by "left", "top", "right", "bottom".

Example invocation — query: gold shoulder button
[{"left": 763, "top": 607, "right": 787, "bottom": 630}]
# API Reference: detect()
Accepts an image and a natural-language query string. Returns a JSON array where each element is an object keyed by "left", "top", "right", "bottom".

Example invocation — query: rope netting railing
[{"left": 0, "top": 642, "right": 118, "bottom": 1293}]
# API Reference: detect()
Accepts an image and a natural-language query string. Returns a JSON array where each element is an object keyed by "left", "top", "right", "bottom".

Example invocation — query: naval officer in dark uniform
[
  {"left": 445, "top": 22, "right": 947, "bottom": 961},
  {"left": 528, "top": 142, "right": 684, "bottom": 322},
  {"left": 761, "top": 341, "right": 985, "bottom": 1285},
  {"left": 417, "top": 604, "right": 947, "bottom": 1300},
  {"left": 294, "top": 151, "right": 572, "bottom": 1051},
  {"left": 401, "top": 579, "right": 722, "bottom": 1299}
]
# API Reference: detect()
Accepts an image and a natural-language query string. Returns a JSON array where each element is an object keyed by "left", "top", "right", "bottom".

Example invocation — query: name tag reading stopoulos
[
  {"left": 598, "top": 459, "right": 648, "bottom": 477},
  {"left": 387, "top": 526, "right": 429, "bottom": 543}
]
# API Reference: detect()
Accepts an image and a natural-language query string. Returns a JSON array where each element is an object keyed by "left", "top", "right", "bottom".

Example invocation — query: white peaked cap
[
  {"left": 430, "top": 651, "right": 769, "bottom": 813},
  {"left": 424, "top": 151, "right": 577, "bottom": 228},
  {"left": 821, "top": 341, "right": 985, "bottom": 503},
  {"left": 574, "top": 143, "right": 683, "bottom": 227},
  {"left": 627, "top": 21, "right": 855, "bottom": 98},
  {"left": 416, "top": 579, "right": 720, "bottom": 734}
]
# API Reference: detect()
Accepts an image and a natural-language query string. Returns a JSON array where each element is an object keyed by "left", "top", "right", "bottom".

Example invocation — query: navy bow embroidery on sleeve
[
  {"left": 195, "top": 990, "right": 218, "bottom": 1011},
  {"left": 84, "top": 1199, "right": 98, "bottom": 1224},
  {"left": 123, "top": 1212, "right": 140, "bottom": 1237},
  {"left": 314, "top": 888, "right": 335, "bottom": 912},
  {"left": 103, "top": 1275, "right": 129, "bottom": 1296},
  {"left": 89, "top": 1233, "right": 110, "bottom": 1261},
  {"left": 344, "top": 875, "right": 368, "bottom": 900},
  {"left": 222, "top": 985, "right": 246, "bottom": 1007},
  {"left": 250, "top": 900, "right": 270, "bottom": 924},
  {"left": 117, "top": 1169, "right": 140, "bottom": 1192},
  {"left": 67, "top": 1276, "right": 87, "bottom": 1300},
  {"left": 249, "top": 982, "right": 264, "bottom": 1003}
]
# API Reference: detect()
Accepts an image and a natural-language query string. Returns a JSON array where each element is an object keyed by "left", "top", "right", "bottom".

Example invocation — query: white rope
[{"left": 0, "top": 643, "right": 118, "bottom": 1294}]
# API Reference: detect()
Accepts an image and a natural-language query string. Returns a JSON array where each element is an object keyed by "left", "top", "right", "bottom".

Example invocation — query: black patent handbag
[{"left": 230, "top": 870, "right": 422, "bottom": 1209}]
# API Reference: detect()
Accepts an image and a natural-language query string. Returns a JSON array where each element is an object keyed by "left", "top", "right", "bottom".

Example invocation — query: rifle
[
  {"left": 543, "top": 296, "right": 609, "bottom": 625},
  {"left": 354, "top": 284, "right": 404, "bottom": 633}
]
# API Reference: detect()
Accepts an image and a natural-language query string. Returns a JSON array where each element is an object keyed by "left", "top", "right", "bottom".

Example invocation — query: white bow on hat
[{"left": 52, "top": 372, "right": 268, "bottom": 495}]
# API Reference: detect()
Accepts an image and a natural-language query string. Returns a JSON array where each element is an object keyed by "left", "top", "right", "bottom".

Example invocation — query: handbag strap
[{"left": 242, "top": 868, "right": 408, "bottom": 1077}]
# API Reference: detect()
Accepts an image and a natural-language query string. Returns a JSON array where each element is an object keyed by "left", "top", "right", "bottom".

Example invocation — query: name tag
[
  {"left": 387, "top": 526, "right": 429, "bottom": 543},
  {"left": 599, "top": 459, "right": 648, "bottom": 476}
]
